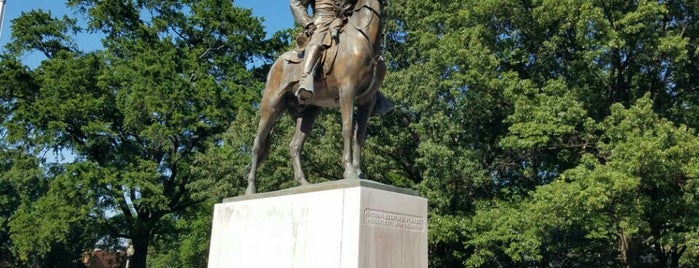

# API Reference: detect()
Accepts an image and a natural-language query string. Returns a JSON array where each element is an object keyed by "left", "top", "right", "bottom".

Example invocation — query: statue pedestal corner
[{"left": 207, "top": 180, "right": 428, "bottom": 268}]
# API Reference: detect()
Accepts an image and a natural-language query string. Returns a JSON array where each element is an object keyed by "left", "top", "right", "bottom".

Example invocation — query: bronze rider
[
  {"left": 290, "top": 0, "right": 393, "bottom": 116},
  {"left": 290, "top": 0, "right": 353, "bottom": 103}
]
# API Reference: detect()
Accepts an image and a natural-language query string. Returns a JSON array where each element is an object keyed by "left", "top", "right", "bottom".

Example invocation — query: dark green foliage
[
  {"left": 1, "top": 0, "right": 699, "bottom": 267},
  {"left": 0, "top": 1, "right": 276, "bottom": 267},
  {"left": 376, "top": 0, "right": 699, "bottom": 267}
]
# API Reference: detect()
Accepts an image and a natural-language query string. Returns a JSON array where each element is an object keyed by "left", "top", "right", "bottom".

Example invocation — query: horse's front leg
[
  {"left": 289, "top": 106, "right": 320, "bottom": 186},
  {"left": 246, "top": 94, "right": 283, "bottom": 195},
  {"left": 340, "top": 89, "right": 360, "bottom": 180},
  {"left": 352, "top": 96, "right": 376, "bottom": 179}
]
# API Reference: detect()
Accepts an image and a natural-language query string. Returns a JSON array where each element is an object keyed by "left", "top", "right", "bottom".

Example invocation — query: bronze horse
[{"left": 245, "top": 0, "right": 386, "bottom": 194}]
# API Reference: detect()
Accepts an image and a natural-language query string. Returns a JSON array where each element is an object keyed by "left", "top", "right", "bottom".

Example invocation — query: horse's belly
[
  {"left": 308, "top": 85, "right": 341, "bottom": 108},
  {"left": 312, "top": 98, "right": 340, "bottom": 108}
]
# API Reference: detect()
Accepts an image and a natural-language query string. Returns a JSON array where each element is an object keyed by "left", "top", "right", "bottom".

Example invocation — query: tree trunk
[
  {"left": 667, "top": 245, "right": 686, "bottom": 268},
  {"left": 618, "top": 230, "right": 640, "bottom": 268},
  {"left": 619, "top": 233, "right": 630, "bottom": 268},
  {"left": 130, "top": 236, "right": 149, "bottom": 268}
]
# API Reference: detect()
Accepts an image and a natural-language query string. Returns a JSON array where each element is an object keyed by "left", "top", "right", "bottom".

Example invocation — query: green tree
[
  {"left": 0, "top": 149, "right": 46, "bottom": 267},
  {"left": 0, "top": 1, "right": 278, "bottom": 266},
  {"left": 3, "top": 0, "right": 697, "bottom": 267},
  {"left": 377, "top": 0, "right": 699, "bottom": 266},
  {"left": 470, "top": 97, "right": 699, "bottom": 267}
]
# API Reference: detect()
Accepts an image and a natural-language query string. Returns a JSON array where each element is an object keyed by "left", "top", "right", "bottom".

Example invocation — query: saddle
[
  {"left": 286, "top": 18, "right": 346, "bottom": 78},
  {"left": 281, "top": 38, "right": 340, "bottom": 81}
]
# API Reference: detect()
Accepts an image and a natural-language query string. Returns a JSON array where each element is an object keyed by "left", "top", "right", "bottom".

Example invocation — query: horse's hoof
[
  {"left": 343, "top": 170, "right": 361, "bottom": 180},
  {"left": 358, "top": 172, "right": 367, "bottom": 180},
  {"left": 245, "top": 185, "right": 256, "bottom": 195}
]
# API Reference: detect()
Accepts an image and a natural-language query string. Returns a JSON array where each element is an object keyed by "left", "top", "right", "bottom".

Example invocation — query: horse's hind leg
[
  {"left": 246, "top": 94, "right": 284, "bottom": 195},
  {"left": 353, "top": 60, "right": 386, "bottom": 177},
  {"left": 289, "top": 106, "right": 320, "bottom": 186},
  {"left": 340, "top": 88, "right": 360, "bottom": 180},
  {"left": 352, "top": 96, "right": 376, "bottom": 179}
]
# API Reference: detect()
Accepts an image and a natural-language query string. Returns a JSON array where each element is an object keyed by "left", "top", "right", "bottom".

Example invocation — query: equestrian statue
[{"left": 245, "top": 0, "right": 391, "bottom": 194}]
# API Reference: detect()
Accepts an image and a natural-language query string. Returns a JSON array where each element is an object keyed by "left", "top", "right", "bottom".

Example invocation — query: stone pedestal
[{"left": 208, "top": 180, "right": 428, "bottom": 268}]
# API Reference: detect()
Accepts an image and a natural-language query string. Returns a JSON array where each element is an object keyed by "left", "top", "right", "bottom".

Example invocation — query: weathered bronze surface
[{"left": 245, "top": 0, "right": 390, "bottom": 194}]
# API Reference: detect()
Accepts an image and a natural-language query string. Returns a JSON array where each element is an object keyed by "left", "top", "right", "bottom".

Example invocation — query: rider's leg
[{"left": 298, "top": 44, "right": 322, "bottom": 103}]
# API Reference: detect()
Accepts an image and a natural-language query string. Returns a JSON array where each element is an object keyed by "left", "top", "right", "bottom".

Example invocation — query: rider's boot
[{"left": 297, "top": 45, "right": 321, "bottom": 103}]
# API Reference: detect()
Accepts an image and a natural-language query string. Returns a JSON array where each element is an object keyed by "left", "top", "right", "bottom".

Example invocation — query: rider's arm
[{"left": 290, "top": 0, "right": 314, "bottom": 28}]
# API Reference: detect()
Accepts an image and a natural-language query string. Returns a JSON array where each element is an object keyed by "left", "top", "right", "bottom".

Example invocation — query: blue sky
[{"left": 0, "top": 0, "right": 293, "bottom": 67}]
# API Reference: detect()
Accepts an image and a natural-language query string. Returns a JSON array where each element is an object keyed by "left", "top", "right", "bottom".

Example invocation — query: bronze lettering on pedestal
[{"left": 364, "top": 209, "right": 425, "bottom": 232}]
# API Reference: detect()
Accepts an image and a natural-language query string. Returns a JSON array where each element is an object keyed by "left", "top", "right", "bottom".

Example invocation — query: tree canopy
[
  {"left": 377, "top": 0, "right": 699, "bottom": 267},
  {"left": 1, "top": 0, "right": 698, "bottom": 267},
  {"left": 1, "top": 0, "right": 284, "bottom": 267}
]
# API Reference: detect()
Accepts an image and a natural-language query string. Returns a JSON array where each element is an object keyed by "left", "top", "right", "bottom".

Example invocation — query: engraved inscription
[{"left": 364, "top": 209, "right": 425, "bottom": 232}]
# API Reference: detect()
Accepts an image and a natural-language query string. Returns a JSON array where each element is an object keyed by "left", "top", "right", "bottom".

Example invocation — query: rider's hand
[{"left": 305, "top": 23, "right": 317, "bottom": 36}]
